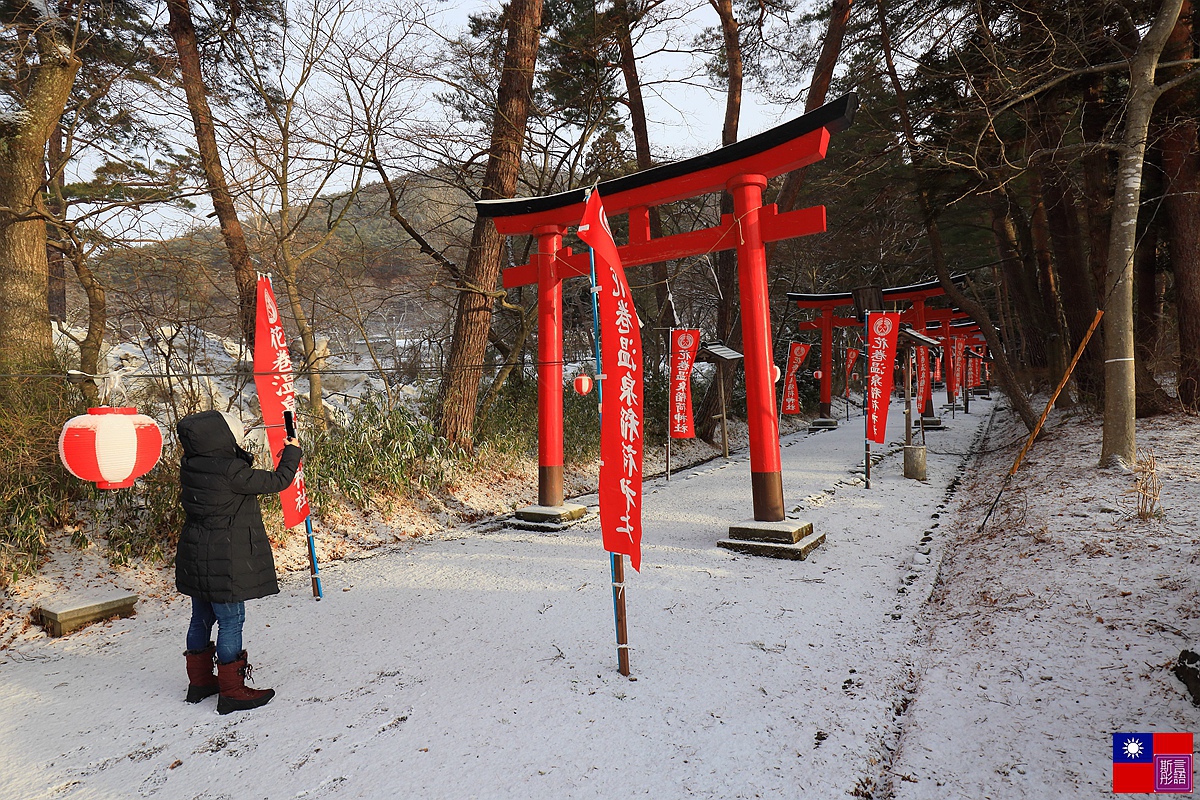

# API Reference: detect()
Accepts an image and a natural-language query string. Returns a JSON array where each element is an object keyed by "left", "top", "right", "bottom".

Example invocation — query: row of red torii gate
[{"left": 475, "top": 92, "right": 990, "bottom": 545}]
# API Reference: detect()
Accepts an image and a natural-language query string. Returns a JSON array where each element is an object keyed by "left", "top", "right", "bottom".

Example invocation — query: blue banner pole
[
  {"left": 285, "top": 409, "right": 323, "bottom": 599},
  {"left": 588, "top": 241, "right": 631, "bottom": 677}
]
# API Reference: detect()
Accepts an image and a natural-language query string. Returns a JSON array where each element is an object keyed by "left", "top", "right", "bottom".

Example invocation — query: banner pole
[
  {"left": 285, "top": 410, "right": 322, "bottom": 599},
  {"left": 864, "top": 314, "right": 871, "bottom": 489},
  {"left": 666, "top": 329, "right": 672, "bottom": 482},
  {"left": 589, "top": 245, "right": 631, "bottom": 678}
]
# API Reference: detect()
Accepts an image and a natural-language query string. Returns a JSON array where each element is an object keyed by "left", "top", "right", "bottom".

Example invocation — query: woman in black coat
[{"left": 175, "top": 410, "right": 302, "bottom": 714}]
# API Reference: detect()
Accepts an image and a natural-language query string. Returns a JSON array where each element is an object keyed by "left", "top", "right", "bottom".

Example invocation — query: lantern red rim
[{"left": 87, "top": 407, "right": 137, "bottom": 415}]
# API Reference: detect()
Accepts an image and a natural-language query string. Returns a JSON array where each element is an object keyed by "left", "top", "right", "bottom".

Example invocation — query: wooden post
[
  {"left": 717, "top": 362, "right": 729, "bottom": 459},
  {"left": 904, "top": 344, "right": 913, "bottom": 447},
  {"left": 611, "top": 552, "right": 630, "bottom": 676}
]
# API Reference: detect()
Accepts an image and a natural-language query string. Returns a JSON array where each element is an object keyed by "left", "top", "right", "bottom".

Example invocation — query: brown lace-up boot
[
  {"left": 184, "top": 642, "right": 219, "bottom": 703},
  {"left": 216, "top": 651, "right": 276, "bottom": 715}
]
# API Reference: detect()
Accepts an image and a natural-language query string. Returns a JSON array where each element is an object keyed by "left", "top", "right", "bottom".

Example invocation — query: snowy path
[{"left": 0, "top": 402, "right": 993, "bottom": 800}]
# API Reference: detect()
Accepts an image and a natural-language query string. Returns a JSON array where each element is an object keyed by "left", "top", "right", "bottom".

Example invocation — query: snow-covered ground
[{"left": 2, "top": 396, "right": 1198, "bottom": 799}]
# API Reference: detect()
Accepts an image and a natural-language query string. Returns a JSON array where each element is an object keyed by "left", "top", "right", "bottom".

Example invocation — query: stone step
[
  {"left": 717, "top": 530, "right": 825, "bottom": 560},
  {"left": 36, "top": 591, "right": 138, "bottom": 637},
  {"left": 727, "top": 519, "right": 814, "bottom": 544}
]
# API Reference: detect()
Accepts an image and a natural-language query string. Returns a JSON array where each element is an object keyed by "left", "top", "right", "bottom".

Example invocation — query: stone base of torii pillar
[
  {"left": 717, "top": 519, "right": 824, "bottom": 560},
  {"left": 808, "top": 417, "right": 839, "bottom": 433},
  {"left": 514, "top": 503, "right": 588, "bottom": 525}
]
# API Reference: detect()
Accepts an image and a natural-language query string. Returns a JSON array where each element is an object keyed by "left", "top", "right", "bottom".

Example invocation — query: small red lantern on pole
[
  {"left": 813, "top": 370, "right": 823, "bottom": 380},
  {"left": 59, "top": 408, "right": 163, "bottom": 489},
  {"left": 573, "top": 374, "right": 594, "bottom": 395}
]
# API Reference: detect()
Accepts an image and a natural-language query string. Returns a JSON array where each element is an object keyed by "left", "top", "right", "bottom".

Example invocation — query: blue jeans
[{"left": 186, "top": 598, "right": 246, "bottom": 664}]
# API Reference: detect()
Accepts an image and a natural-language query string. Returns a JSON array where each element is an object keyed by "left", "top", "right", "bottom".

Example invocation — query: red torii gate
[
  {"left": 787, "top": 276, "right": 968, "bottom": 420},
  {"left": 927, "top": 316, "right": 988, "bottom": 407},
  {"left": 477, "top": 94, "right": 857, "bottom": 525}
]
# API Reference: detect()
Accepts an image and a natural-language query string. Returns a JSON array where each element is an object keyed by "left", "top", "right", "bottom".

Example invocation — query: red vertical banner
[
  {"left": 781, "top": 342, "right": 811, "bottom": 415},
  {"left": 865, "top": 313, "right": 901, "bottom": 444},
  {"left": 940, "top": 338, "right": 955, "bottom": 396},
  {"left": 578, "top": 191, "right": 643, "bottom": 572},
  {"left": 844, "top": 347, "right": 860, "bottom": 398},
  {"left": 915, "top": 346, "right": 930, "bottom": 411},
  {"left": 952, "top": 336, "right": 967, "bottom": 396},
  {"left": 669, "top": 329, "right": 700, "bottom": 438},
  {"left": 969, "top": 347, "right": 982, "bottom": 388},
  {"left": 253, "top": 275, "right": 310, "bottom": 528}
]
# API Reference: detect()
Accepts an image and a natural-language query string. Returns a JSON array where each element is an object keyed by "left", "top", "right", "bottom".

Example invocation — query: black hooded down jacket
[{"left": 175, "top": 410, "right": 302, "bottom": 603}]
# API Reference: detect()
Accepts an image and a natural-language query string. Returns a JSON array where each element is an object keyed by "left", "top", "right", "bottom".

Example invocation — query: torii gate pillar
[
  {"left": 534, "top": 224, "right": 567, "bottom": 509},
  {"left": 728, "top": 174, "right": 784, "bottom": 521},
  {"left": 819, "top": 307, "right": 835, "bottom": 419}
]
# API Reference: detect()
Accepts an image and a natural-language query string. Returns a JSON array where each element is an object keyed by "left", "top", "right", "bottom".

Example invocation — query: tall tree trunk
[
  {"left": 165, "top": 0, "right": 258, "bottom": 347},
  {"left": 436, "top": 0, "right": 544, "bottom": 448},
  {"left": 694, "top": 0, "right": 744, "bottom": 443},
  {"left": 0, "top": 22, "right": 78, "bottom": 380},
  {"left": 1081, "top": 77, "right": 1114, "bottom": 316},
  {"left": 1100, "top": 0, "right": 1185, "bottom": 466},
  {"left": 1038, "top": 158, "right": 1103, "bottom": 397},
  {"left": 988, "top": 202, "right": 1031, "bottom": 368},
  {"left": 612, "top": 0, "right": 671, "bottom": 331},
  {"left": 1160, "top": 0, "right": 1200, "bottom": 408},
  {"left": 277, "top": 243, "right": 327, "bottom": 429},
  {"left": 1026, "top": 169, "right": 1072, "bottom": 388},
  {"left": 46, "top": 125, "right": 67, "bottom": 324},
  {"left": 876, "top": 0, "right": 1039, "bottom": 431},
  {"left": 774, "top": 0, "right": 854, "bottom": 216},
  {"left": 70, "top": 244, "right": 106, "bottom": 406},
  {"left": 1131, "top": 186, "right": 1175, "bottom": 415}
]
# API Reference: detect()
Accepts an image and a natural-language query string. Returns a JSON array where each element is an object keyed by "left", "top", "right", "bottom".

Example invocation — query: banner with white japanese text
[
  {"left": 969, "top": 346, "right": 982, "bottom": 388},
  {"left": 865, "top": 313, "right": 901, "bottom": 445},
  {"left": 915, "top": 346, "right": 930, "bottom": 412},
  {"left": 254, "top": 275, "right": 310, "bottom": 528},
  {"left": 578, "top": 191, "right": 643, "bottom": 572},
  {"left": 669, "top": 329, "right": 700, "bottom": 438},
  {"left": 952, "top": 337, "right": 967, "bottom": 396},
  {"left": 844, "top": 347, "right": 860, "bottom": 397},
  {"left": 781, "top": 342, "right": 811, "bottom": 415}
]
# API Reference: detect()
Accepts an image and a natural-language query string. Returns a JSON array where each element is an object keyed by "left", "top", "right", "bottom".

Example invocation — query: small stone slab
[
  {"left": 36, "top": 591, "right": 138, "bottom": 637},
  {"left": 718, "top": 529, "right": 825, "bottom": 560},
  {"left": 915, "top": 417, "right": 945, "bottom": 430},
  {"left": 808, "top": 418, "right": 839, "bottom": 433},
  {"left": 727, "top": 519, "right": 814, "bottom": 544},
  {"left": 514, "top": 503, "right": 587, "bottom": 524}
]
